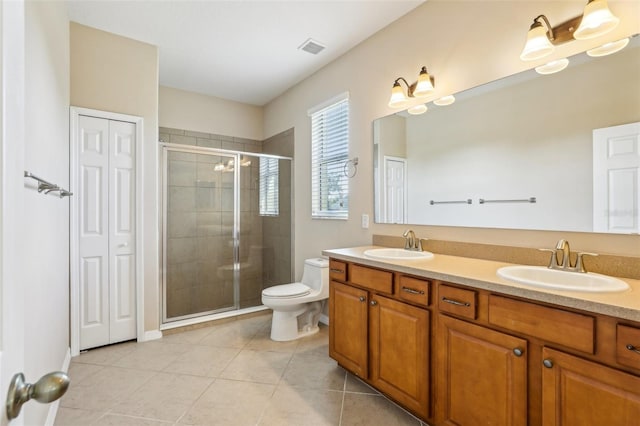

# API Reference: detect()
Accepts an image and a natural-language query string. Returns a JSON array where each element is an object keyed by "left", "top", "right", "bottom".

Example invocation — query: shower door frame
[{"left": 160, "top": 142, "right": 293, "bottom": 325}]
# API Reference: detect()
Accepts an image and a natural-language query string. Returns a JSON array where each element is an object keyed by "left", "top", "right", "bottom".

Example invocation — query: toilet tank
[{"left": 301, "top": 258, "right": 330, "bottom": 294}]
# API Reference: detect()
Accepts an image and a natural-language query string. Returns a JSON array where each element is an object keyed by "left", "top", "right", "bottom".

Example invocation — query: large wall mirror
[{"left": 373, "top": 35, "right": 640, "bottom": 234}]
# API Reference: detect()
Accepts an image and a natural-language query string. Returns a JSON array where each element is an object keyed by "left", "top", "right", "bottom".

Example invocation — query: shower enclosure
[{"left": 161, "top": 143, "right": 292, "bottom": 323}]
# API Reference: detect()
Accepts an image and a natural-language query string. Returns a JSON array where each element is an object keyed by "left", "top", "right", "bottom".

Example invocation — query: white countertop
[{"left": 322, "top": 245, "right": 640, "bottom": 322}]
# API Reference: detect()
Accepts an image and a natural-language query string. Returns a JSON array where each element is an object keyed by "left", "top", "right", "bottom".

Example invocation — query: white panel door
[
  {"left": 79, "top": 116, "right": 110, "bottom": 350},
  {"left": 384, "top": 156, "right": 407, "bottom": 224},
  {"left": 78, "top": 116, "right": 136, "bottom": 350},
  {"left": 593, "top": 122, "right": 640, "bottom": 234},
  {"left": 109, "top": 120, "right": 136, "bottom": 343}
]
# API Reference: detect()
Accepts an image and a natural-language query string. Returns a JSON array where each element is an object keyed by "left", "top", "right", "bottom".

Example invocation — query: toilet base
[
  {"left": 270, "top": 323, "right": 320, "bottom": 342},
  {"left": 268, "top": 301, "right": 324, "bottom": 341}
]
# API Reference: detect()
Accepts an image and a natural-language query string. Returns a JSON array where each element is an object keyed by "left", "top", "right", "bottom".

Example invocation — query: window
[
  {"left": 309, "top": 93, "right": 349, "bottom": 219},
  {"left": 259, "top": 157, "right": 279, "bottom": 216}
]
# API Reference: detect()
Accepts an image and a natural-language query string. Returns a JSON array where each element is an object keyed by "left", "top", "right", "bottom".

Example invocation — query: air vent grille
[{"left": 299, "top": 38, "right": 325, "bottom": 55}]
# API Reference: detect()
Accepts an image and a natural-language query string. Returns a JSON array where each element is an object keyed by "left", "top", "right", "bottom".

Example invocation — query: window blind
[
  {"left": 310, "top": 96, "right": 349, "bottom": 219},
  {"left": 259, "top": 157, "right": 279, "bottom": 216}
]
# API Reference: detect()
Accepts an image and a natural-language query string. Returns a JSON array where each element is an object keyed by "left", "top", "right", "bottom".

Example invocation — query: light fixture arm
[
  {"left": 393, "top": 77, "right": 416, "bottom": 98},
  {"left": 530, "top": 12, "right": 590, "bottom": 46},
  {"left": 533, "top": 14, "right": 555, "bottom": 41}
]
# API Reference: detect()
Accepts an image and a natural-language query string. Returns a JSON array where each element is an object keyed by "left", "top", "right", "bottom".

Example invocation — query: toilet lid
[{"left": 263, "top": 283, "right": 311, "bottom": 298}]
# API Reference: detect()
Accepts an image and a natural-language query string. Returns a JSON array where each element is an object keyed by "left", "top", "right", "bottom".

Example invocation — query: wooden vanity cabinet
[
  {"left": 541, "top": 347, "right": 640, "bottom": 425},
  {"left": 328, "top": 263, "right": 431, "bottom": 420},
  {"left": 437, "top": 287, "right": 640, "bottom": 426},
  {"left": 370, "top": 294, "right": 430, "bottom": 418},
  {"left": 436, "top": 314, "right": 528, "bottom": 426},
  {"left": 328, "top": 257, "right": 640, "bottom": 425},
  {"left": 329, "top": 280, "right": 368, "bottom": 378}
]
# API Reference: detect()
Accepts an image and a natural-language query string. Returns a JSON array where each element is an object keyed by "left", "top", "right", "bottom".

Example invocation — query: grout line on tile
[
  {"left": 338, "top": 369, "right": 348, "bottom": 426},
  {"left": 95, "top": 412, "right": 175, "bottom": 424}
]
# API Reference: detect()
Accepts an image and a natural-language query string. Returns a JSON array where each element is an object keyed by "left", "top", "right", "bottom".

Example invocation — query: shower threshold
[{"left": 160, "top": 305, "right": 270, "bottom": 332}]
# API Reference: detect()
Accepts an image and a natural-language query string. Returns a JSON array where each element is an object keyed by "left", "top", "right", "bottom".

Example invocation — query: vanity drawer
[
  {"left": 350, "top": 264, "right": 393, "bottom": 294},
  {"left": 397, "top": 275, "right": 430, "bottom": 306},
  {"left": 488, "top": 295, "right": 595, "bottom": 354},
  {"left": 616, "top": 324, "right": 640, "bottom": 370},
  {"left": 329, "top": 259, "right": 347, "bottom": 282},
  {"left": 438, "top": 284, "right": 477, "bottom": 320}
]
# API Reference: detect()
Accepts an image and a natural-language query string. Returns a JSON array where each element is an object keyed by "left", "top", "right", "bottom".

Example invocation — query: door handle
[{"left": 5, "top": 371, "right": 70, "bottom": 420}]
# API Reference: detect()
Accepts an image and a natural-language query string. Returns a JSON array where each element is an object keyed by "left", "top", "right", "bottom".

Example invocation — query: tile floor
[{"left": 55, "top": 313, "right": 427, "bottom": 426}]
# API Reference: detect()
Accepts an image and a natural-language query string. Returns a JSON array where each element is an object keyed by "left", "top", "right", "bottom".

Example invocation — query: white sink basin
[
  {"left": 364, "top": 248, "right": 434, "bottom": 261},
  {"left": 497, "top": 265, "right": 629, "bottom": 293}
]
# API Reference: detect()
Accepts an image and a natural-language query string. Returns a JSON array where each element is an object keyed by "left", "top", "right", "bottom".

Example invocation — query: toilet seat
[{"left": 262, "top": 282, "right": 311, "bottom": 298}]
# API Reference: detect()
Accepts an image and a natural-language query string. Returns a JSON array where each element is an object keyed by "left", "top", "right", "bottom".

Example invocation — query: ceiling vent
[{"left": 299, "top": 38, "right": 326, "bottom": 55}]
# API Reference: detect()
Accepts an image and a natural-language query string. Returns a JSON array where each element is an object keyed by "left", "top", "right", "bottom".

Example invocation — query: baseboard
[
  {"left": 319, "top": 313, "right": 329, "bottom": 326},
  {"left": 142, "top": 330, "right": 163, "bottom": 341},
  {"left": 46, "top": 347, "right": 71, "bottom": 426}
]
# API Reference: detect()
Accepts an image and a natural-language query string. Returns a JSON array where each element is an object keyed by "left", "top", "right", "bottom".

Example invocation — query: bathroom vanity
[{"left": 323, "top": 246, "right": 640, "bottom": 425}]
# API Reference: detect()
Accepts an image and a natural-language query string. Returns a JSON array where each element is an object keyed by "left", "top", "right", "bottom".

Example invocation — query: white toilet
[{"left": 261, "top": 257, "right": 329, "bottom": 341}]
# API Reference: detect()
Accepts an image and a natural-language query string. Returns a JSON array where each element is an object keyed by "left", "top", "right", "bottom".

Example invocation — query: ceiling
[{"left": 67, "top": 0, "right": 425, "bottom": 106}]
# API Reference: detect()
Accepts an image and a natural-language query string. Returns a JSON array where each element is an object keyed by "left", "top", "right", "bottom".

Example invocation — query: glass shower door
[{"left": 163, "top": 147, "right": 238, "bottom": 321}]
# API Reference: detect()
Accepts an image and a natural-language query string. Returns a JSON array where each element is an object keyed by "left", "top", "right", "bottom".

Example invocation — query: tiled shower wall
[
  {"left": 160, "top": 127, "right": 293, "bottom": 320},
  {"left": 262, "top": 129, "right": 294, "bottom": 288}
]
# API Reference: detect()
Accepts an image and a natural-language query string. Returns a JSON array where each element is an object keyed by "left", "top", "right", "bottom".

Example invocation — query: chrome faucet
[
  {"left": 539, "top": 239, "right": 598, "bottom": 273},
  {"left": 402, "top": 229, "right": 423, "bottom": 251}
]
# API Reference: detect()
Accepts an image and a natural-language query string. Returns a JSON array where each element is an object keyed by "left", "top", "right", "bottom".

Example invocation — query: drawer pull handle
[
  {"left": 442, "top": 297, "right": 470, "bottom": 307},
  {"left": 370, "top": 300, "right": 378, "bottom": 306},
  {"left": 513, "top": 348, "right": 524, "bottom": 357},
  {"left": 330, "top": 268, "right": 345, "bottom": 274},
  {"left": 626, "top": 344, "right": 640, "bottom": 355},
  {"left": 543, "top": 359, "right": 554, "bottom": 369},
  {"left": 358, "top": 296, "right": 366, "bottom": 302},
  {"left": 402, "top": 286, "right": 425, "bottom": 295}
]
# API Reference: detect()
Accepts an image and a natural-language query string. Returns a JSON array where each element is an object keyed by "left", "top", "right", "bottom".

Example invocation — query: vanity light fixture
[
  {"left": 433, "top": 95, "right": 456, "bottom": 106},
  {"left": 573, "top": 0, "right": 619, "bottom": 40},
  {"left": 388, "top": 66, "right": 435, "bottom": 108},
  {"left": 520, "top": 0, "right": 620, "bottom": 61},
  {"left": 535, "top": 58, "right": 570, "bottom": 75},
  {"left": 407, "top": 104, "right": 427, "bottom": 115},
  {"left": 587, "top": 37, "right": 629, "bottom": 57},
  {"left": 520, "top": 15, "right": 556, "bottom": 61}
]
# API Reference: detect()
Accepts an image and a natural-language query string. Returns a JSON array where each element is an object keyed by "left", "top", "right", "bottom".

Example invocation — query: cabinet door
[
  {"left": 541, "top": 347, "right": 640, "bottom": 426},
  {"left": 437, "top": 315, "right": 527, "bottom": 426},
  {"left": 329, "top": 281, "right": 368, "bottom": 378},
  {"left": 370, "top": 295, "right": 430, "bottom": 419}
]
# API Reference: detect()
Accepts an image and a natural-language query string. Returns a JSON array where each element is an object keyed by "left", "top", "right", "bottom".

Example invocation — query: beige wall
[
  {"left": 263, "top": 1, "right": 640, "bottom": 278},
  {"left": 24, "top": 1, "right": 70, "bottom": 424},
  {"left": 159, "top": 86, "right": 263, "bottom": 141},
  {"left": 70, "top": 22, "right": 160, "bottom": 332}
]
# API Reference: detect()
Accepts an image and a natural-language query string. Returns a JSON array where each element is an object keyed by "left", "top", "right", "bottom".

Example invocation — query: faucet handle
[
  {"left": 538, "top": 248, "right": 559, "bottom": 268},
  {"left": 574, "top": 252, "right": 598, "bottom": 273}
]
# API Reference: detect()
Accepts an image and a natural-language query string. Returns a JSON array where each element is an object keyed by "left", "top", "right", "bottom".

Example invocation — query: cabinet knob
[
  {"left": 543, "top": 359, "right": 554, "bottom": 369},
  {"left": 513, "top": 348, "right": 524, "bottom": 357},
  {"left": 358, "top": 296, "right": 366, "bottom": 302},
  {"left": 370, "top": 300, "right": 378, "bottom": 306}
]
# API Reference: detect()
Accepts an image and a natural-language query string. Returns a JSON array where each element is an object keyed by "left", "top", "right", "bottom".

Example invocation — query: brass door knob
[{"left": 5, "top": 371, "right": 70, "bottom": 420}]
